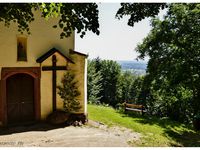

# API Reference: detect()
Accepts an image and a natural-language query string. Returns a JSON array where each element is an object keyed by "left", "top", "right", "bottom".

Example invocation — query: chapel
[{"left": 0, "top": 11, "right": 88, "bottom": 126}]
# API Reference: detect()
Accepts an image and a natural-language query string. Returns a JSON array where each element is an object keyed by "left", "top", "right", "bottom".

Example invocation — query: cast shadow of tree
[
  {"left": 0, "top": 122, "right": 68, "bottom": 136},
  {"left": 166, "top": 130, "right": 200, "bottom": 147},
  {"left": 119, "top": 111, "right": 200, "bottom": 147}
]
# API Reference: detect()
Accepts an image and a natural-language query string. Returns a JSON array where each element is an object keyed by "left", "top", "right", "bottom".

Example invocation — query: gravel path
[{"left": 0, "top": 120, "right": 141, "bottom": 147}]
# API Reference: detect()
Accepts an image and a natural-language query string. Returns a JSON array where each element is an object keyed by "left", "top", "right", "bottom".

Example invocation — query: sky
[{"left": 75, "top": 3, "right": 153, "bottom": 61}]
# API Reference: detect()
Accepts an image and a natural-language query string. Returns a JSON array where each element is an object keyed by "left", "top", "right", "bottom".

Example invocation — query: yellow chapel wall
[
  {"left": 40, "top": 52, "right": 87, "bottom": 120},
  {"left": 0, "top": 10, "right": 78, "bottom": 121},
  {"left": 0, "top": 11, "right": 74, "bottom": 77},
  {"left": 40, "top": 52, "right": 67, "bottom": 119},
  {"left": 68, "top": 53, "right": 87, "bottom": 114}
]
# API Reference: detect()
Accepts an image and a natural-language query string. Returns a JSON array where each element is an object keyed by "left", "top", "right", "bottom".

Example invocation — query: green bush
[{"left": 57, "top": 71, "right": 81, "bottom": 112}]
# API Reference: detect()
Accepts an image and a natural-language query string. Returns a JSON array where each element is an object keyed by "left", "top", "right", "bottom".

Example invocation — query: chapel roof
[
  {"left": 69, "top": 49, "right": 88, "bottom": 57},
  {"left": 36, "top": 48, "right": 74, "bottom": 64}
]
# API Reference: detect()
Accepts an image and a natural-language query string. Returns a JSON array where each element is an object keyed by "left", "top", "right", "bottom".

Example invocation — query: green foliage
[
  {"left": 146, "top": 82, "right": 194, "bottom": 122},
  {"left": 117, "top": 71, "right": 145, "bottom": 105},
  {"left": 87, "top": 59, "right": 102, "bottom": 104},
  {"left": 117, "top": 71, "right": 135, "bottom": 103},
  {"left": 116, "top": 3, "right": 167, "bottom": 26},
  {"left": 194, "top": 112, "right": 200, "bottom": 120},
  {"left": 0, "top": 3, "right": 99, "bottom": 38},
  {"left": 99, "top": 60, "right": 121, "bottom": 106},
  {"left": 130, "top": 76, "right": 145, "bottom": 104},
  {"left": 136, "top": 4, "right": 200, "bottom": 123},
  {"left": 53, "top": 3, "right": 99, "bottom": 38},
  {"left": 0, "top": 3, "right": 36, "bottom": 34},
  {"left": 57, "top": 71, "right": 81, "bottom": 112},
  {"left": 117, "top": 71, "right": 142, "bottom": 103},
  {"left": 88, "top": 58, "right": 122, "bottom": 107},
  {"left": 88, "top": 57, "right": 145, "bottom": 107}
]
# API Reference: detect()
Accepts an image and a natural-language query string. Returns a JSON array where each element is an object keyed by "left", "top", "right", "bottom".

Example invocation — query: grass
[{"left": 88, "top": 104, "right": 200, "bottom": 147}]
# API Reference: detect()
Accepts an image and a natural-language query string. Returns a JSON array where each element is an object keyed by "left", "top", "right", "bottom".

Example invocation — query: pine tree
[
  {"left": 87, "top": 60, "right": 102, "bottom": 104},
  {"left": 57, "top": 71, "right": 81, "bottom": 112}
]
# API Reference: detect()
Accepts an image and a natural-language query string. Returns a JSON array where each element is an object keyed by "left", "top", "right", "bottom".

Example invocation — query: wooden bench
[{"left": 124, "top": 102, "right": 147, "bottom": 115}]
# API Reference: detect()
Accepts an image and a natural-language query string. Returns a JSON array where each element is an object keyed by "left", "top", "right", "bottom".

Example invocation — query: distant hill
[{"left": 117, "top": 60, "right": 147, "bottom": 76}]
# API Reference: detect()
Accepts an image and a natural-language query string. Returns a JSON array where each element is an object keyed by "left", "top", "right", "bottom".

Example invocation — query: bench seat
[
  {"left": 124, "top": 102, "right": 147, "bottom": 115},
  {"left": 125, "top": 107, "right": 147, "bottom": 112}
]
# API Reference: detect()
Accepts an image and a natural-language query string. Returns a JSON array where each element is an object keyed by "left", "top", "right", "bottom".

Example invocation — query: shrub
[{"left": 57, "top": 71, "right": 81, "bottom": 112}]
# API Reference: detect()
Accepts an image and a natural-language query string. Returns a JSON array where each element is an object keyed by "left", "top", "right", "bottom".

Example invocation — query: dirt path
[{"left": 0, "top": 120, "right": 141, "bottom": 147}]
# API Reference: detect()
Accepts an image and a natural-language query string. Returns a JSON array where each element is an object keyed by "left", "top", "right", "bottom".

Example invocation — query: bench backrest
[{"left": 125, "top": 103, "right": 144, "bottom": 109}]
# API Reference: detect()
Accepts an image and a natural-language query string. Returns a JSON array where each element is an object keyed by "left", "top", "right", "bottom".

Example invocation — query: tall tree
[
  {"left": 117, "top": 71, "right": 135, "bottom": 103},
  {"left": 87, "top": 59, "right": 102, "bottom": 104},
  {"left": 100, "top": 60, "right": 121, "bottom": 106},
  {"left": 135, "top": 3, "right": 200, "bottom": 122}
]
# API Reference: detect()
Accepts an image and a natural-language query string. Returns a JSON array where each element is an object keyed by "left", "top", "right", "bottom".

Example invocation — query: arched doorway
[
  {"left": 6, "top": 73, "right": 35, "bottom": 125},
  {"left": 0, "top": 67, "right": 41, "bottom": 126}
]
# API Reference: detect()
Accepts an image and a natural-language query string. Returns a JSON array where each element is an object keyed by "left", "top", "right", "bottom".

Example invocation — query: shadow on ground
[
  {"left": 119, "top": 111, "right": 200, "bottom": 147},
  {"left": 0, "top": 122, "right": 68, "bottom": 136},
  {"left": 166, "top": 130, "right": 200, "bottom": 147}
]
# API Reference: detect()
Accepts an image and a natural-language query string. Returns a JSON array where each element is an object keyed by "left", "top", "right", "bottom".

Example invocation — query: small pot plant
[{"left": 193, "top": 112, "right": 200, "bottom": 131}]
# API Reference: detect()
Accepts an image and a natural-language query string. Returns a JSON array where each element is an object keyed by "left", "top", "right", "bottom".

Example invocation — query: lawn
[{"left": 88, "top": 104, "right": 200, "bottom": 147}]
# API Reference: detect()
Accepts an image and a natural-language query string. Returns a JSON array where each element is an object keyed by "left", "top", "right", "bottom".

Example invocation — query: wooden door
[{"left": 6, "top": 73, "right": 35, "bottom": 125}]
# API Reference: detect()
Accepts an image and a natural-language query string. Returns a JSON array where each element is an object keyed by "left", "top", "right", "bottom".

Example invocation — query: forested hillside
[
  {"left": 87, "top": 58, "right": 144, "bottom": 106},
  {"left": 117, "top": 60, "right": 147, "bottom": 75}
]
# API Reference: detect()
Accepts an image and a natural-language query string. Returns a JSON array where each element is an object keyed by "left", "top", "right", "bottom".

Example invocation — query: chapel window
[{"left": 17, "top": 36, "right": 27, "bottom": 61}]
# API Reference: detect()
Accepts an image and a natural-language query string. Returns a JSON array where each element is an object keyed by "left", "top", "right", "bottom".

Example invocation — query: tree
[
  {"left": 116, "top": 3, "right": 167, "bottom": 26},
  {"left": 87, "top": 58, "right": 122, "bottom": 107},
  {"left": 57, "top": 71, "right": 81, "bottom": 112},
  {"left": 99, "top": 60, "right": 121, "bottom": 107},
  {"left": 87, "top": 59, "right": 102, "bottom": 104},
  {"left": 135, "top": 4, "right": 200, "bottom": 122},
  {"left": 117, "top": 71, "right": 135, "bottom": 103},
  {"left": 130, "top": 76, "right": 144, "bottom": 104},
  {"left": 0, "top": 3, "right": 99, "bottom": 38}
]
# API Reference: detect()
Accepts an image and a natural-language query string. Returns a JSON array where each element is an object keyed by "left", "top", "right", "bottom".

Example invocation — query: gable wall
[
  {"left": 40, "top": 52, "right": 87, "bottom": 119},
  {"left": 40, "top": 52, "right": 67, "bottom": 119},
  {"left": 0, "top": 11, "right": 74, "bottom": 79}
]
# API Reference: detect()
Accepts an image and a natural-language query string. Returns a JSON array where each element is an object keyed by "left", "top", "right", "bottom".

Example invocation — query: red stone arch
[{"left": 0, "top": 67, "right": 41, "bottom": 126}]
